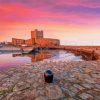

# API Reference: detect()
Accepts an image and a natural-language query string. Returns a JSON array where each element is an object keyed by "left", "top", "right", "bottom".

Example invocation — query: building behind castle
[{"left": 12, "top": 29, "right": 60, "bottom": 47}]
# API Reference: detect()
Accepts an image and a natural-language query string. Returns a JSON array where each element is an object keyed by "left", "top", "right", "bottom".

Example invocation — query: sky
[{"left": 0, "top": 0, "right": 100, "bottom": 45}]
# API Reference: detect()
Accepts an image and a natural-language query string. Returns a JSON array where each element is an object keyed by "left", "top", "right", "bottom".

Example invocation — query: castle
[{"left": 12, "top": 29, "right": 60, "bottom": 47}]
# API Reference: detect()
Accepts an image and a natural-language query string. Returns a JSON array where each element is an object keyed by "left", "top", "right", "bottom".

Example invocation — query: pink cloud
[
  {"left": 0, "top": 1, "right": 100, "bottom": 32},
  {"left": 55, "top": 0, "right": 100, "bottom": 8},
  {"left": 0, "top": 3, "right": 100, "bottom": 25}
]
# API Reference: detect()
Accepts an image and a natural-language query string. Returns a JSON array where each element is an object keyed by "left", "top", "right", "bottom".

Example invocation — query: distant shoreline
[
  {"left": 0, "top": 45, "right": 21, "bottom": 54},
  {"left": 0, "top": 50, "right": 21, "bottom": 54},
  {"left": 0, "top": 45, "right": 100, "bottom": 60}
]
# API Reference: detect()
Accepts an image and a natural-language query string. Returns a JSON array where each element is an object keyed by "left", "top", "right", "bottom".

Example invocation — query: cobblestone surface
[{"left": 0, "top": 61, "right": 100, "bottom": 100}]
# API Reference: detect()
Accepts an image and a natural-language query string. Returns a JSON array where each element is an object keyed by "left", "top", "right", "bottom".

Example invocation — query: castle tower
[{"left": 31, "top": 29, "right": 43, "bottom": 39}]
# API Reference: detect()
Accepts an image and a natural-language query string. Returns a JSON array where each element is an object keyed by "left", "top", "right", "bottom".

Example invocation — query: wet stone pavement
[{"left": 0, "top": 61, "right": 100, "bottom": 100}]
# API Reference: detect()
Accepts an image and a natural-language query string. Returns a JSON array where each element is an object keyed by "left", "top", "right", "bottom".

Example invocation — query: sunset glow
[{"left": 0, "top": 0, "right": 100, "bottom": 45}]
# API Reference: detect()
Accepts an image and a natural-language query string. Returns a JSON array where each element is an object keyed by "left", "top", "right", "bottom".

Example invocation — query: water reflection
[
  {"left": 12, "top": 50, "right": 53, "bottom": 63},
  {"left": 0, "top": 50, "right": 83, "bottom": 70}
]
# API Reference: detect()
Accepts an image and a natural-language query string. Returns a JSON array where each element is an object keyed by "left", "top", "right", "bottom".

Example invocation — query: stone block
[{"left": 46, "top": 85, "right": 64, "bottom": 99}]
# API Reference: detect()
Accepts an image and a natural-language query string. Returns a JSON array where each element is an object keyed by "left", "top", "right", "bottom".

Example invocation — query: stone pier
[{"left": 0, "top": 61, "right": 100, "bottom": 100}]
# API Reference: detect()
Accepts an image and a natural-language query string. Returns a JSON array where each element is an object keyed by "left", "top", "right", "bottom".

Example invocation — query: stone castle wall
[{"left": 12, "top": 29, "right": 60, "bottom": 46}]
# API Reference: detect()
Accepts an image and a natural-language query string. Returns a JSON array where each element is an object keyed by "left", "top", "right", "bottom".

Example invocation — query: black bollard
[{"left": 44, "top": 70, "right": 53, "bottom": 83}]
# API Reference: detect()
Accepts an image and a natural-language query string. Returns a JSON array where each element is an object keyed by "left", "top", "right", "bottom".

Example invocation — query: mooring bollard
[{"left": 44, "top": 70, "right": 53, "bottom": 83}]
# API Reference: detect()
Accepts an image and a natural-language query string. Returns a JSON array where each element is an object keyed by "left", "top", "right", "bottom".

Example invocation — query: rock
[
  {"left": 68, "top": 97, "right": 76, "bottom": 100},
  {"left": 95, "top": 96, "right": 100, "bottom": 100},
  {"left": 79, "top": 93, "right": 93, "bottom": 100},
  {"left": 91, "top": 73, "right": 100, "bottom": 78},
  {"left": 61, "top": 87, "right": 75, "bottom": 97},
  {"left": 73, "top": 84, "right": 85, "bottom": 91},
  {"left": 46, "top": 85, "right": 64, "bottom": 99},
  {"left": 85, "top": 69, "right": 92, "bottom": 73},
  {"left": 85, "top": 79, "right": 95, "bottom": 84},
  {"left": 95, "top": 84, "right": 100, "bottom": 89},
  {"left": 70, "top": 87, "right": 79, "bottom": 94},
  {"left": 13, "top": 82, "right": 30, "bottom": 92},
  {"left": 82, "top": 83, "right": 93, "bottom": 89},
  {"left": 35, "top": 96, "right": 48, "bottom": 100}
]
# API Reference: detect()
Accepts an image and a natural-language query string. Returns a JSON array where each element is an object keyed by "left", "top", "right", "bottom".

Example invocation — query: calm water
[{"left": 0, "top": 50, "right": 83, "bottom": 70}]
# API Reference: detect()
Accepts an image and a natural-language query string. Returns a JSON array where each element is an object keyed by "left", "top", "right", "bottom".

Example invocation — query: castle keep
[{"left": 12, "top": 29, "right": 60, "bottom": 47}]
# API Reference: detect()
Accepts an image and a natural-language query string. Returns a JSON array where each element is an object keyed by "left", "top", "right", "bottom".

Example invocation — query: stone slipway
[{"left": 0, "top": 61, "right": 100, "bottom": 100}]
